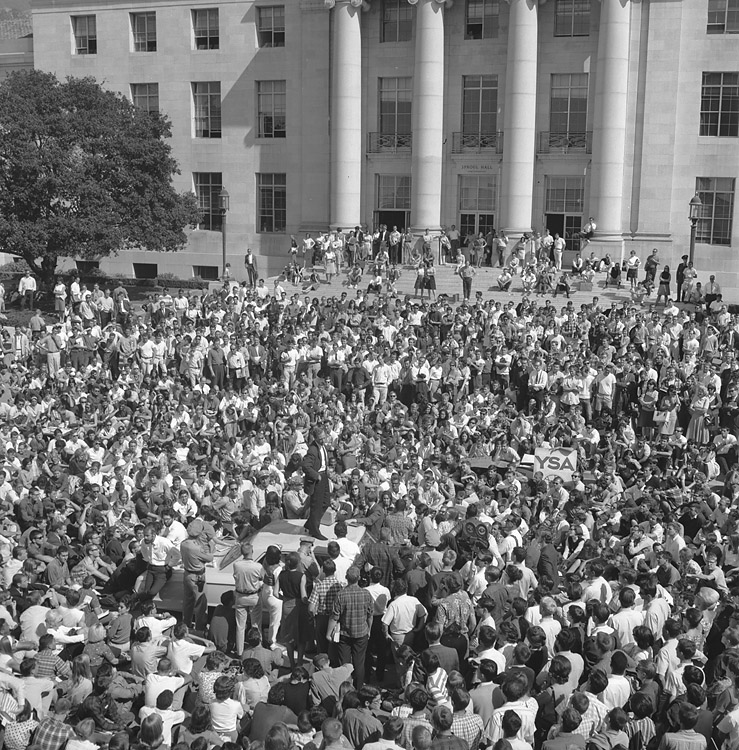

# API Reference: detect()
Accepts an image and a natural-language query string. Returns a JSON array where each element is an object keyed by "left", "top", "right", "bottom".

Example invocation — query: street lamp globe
[
  {"left": 689, "top": 193, "right": 702, "bottom": 221},
  {"left": 219, "top": 187, "right": 230, "bottom": 213}
]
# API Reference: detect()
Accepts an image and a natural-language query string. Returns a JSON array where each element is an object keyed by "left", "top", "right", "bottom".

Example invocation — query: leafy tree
[{"left": 0, "top": 70, "right": 200, "bottom": 286}]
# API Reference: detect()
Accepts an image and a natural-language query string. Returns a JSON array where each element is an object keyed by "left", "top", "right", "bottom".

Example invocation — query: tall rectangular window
[
  {"left": 131, "top": 83, "right": 159, "bottom": 114},
  {"left": 72, "top": 15, "right": 96, "bottom": 55},
  {"left": 545, "top": 176, "right": 584, "bottom": 214},
  {"left": 377, "top": 175, "right": 411, "bottom": 210},
  {"left": 550, "top": 73, "right": 588, "bottom": 135},
  {"left": 465, "top": 0, "right": 499, "bottom": 40},
  {"left": 700, "top": 72, "right": 739, "bottom": 136},
  {"left": 192, "top": 82, "right": 221, "bottom": 138},
  {"left": 459, "top": 175, "right": 496, "bottom": 238},
  {"left": 194, "top": 173, "right": 223, "bottom": 232},
  {"left": 696, "top": 177, "right": 735, "bottom": 245},
  {"left": 554, "top": 0, "right": 590, "bottom": 36},
  {"left": 131, "top": 12, "right": 156, "bottom": 52},
  {"left": 257, "top": 6, "right": 285, "bottom": 48},
  {"left": 382, "top": 0, "right": 413, "bottom": 42},
  {"left": 462, "top": 75, "right": 498, "bottom": 136},
  {"left": 257, "top": 81, "right": 286, "bottom": 138},
  {"left": 708, "top": 0, "right": 739, "bottom": 33},
  {"left": 257, "top": 174, "right": 287, "bottom": 233},
  {"left": 193, "top": 9, "right": 219, "bottom": 50},
  {"left": 379, "top": 77, "right": 412, "bottom": 135}
]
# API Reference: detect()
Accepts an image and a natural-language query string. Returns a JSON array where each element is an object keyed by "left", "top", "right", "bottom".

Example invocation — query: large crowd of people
[{"left": 0, "top": 232, "right": 737, "bottom": 750}]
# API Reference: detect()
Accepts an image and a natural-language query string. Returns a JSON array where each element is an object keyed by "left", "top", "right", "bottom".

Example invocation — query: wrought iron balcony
[
  {"left": 538, "top": 131, "right": 593, "bottom": 154},
  {"left": 451, "top": 131, "right": 504, "bottom": 154},
  {"left": 367, "top": 132, "right": 412, "bottom": 153}
]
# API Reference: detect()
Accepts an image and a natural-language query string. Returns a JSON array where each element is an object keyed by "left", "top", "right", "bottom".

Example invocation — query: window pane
[
  {"left": 131, "top": 83, "right": 159, "bottom": 114},
  {"left": 194, "top": 172, "right": 223, "bottom": 231},
  {"left": 258, "top": 173, "right": 287, "bottom": 233},
  {"left": 193, "top": 82, "right": 221, "bottom": 138},
  {"left": 696, "top": 176, "right": 735, "bottom": 245},
  {"left": 193, "top": 9, "right": 219, "bottom": 50},
  {"left": 131, "top": 12, "right": 156, "bottom": 52},
  {"left": 550, "top": 73, "right": 588, "bottom": 133},
  {"left": 382, "top": 0, "right": 413, "bottom": 43},
  {"left": 701, "top": 71, "right": 739, "bottom": 136},
  {"left": 257, "top": 6, "right": 285, "bottom": 48},
  {"left": 465, "top": 0, "right": 499, "bottom": 40},
  {"left": 555, "top": 0, "right": 590, "bottom": 37},
  {"left": 72, "top": 15, "right": 97, "bottom": 55}
]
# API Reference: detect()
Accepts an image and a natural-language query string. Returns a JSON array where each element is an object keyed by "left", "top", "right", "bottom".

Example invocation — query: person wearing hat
[{"left": 179, "top": 520, "right": 214, "bottom": 629}]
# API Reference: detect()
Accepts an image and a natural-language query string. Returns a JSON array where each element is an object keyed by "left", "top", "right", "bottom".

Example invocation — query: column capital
[
  {"left": 407, "top": 0, "right": 453, "bottom": 8},
  {"left": 502, "top": 0, "right": 546, "bottom": 5},
  {"left": 324, "top": 0, "right": 370, "bottom": 10}
]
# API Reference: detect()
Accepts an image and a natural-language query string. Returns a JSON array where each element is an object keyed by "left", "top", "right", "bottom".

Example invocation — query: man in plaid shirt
[
  {"left": 450, "top": 688, "right": 485, "bottom": 750},
  {"left": 34, "top": 634, "right": 72, "bottom": 680},
  {"left": 308, "top": 558, "right": 342, "bottom": 659},
  {"left": 329, "top": 566, "right": 372, "bottom": 688},
  {"left": 32, "top": 697, "right": 75, "bottom": 750}
]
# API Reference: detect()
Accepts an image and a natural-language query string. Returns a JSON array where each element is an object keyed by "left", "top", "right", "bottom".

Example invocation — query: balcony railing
[
  {"left": 538, "top": 131, "right": 593, "bottom": 154},
  {"left": 367, "top": 132, "right": 412, "bottom": 153},
  {"left": 452, "top": 131, "right": 504, "bottom": 154}
]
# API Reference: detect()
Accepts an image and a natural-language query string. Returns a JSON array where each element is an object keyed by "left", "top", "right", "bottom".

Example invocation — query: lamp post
[
  {"left": 688, "top": 193, "right": 702, "bottom": 265},
  {"left": 219, "top": 187, "right": 230, "bottom": 279}
]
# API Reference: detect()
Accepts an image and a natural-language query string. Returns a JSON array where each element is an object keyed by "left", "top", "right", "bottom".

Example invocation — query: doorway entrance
[
  {"left": 545, "top": 213, "right": 582, "bottom": 253},
  {"left": 373, "top": 210, "right": 410, "bottom": 232}
]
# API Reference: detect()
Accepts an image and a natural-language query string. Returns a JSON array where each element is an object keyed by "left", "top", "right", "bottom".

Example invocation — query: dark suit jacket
[
  {"left": 412, "top": 643, "right": 460, "bottom": 683},
  {"left": 428, "top": 643, "right": 460, "bottom": 675},
  {"left": 301, "top": 443, "right": 323, "bottom": 496},
  {"left": 537, "top": 544, "right": 560, "bottom": 588}
]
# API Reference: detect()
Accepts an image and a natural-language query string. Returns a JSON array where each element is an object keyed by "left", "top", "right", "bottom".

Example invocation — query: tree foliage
[{"left": 0, "top": 70, "right": 200, "bottom": 284}]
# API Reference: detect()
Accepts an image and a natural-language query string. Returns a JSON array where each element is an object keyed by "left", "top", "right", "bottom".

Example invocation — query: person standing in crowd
[
  {"left": 459, "top": 260, "right": 476, "bottom": 303},
  {"left": 233, "top": 542, "right": 263, "bottom": 657},
  {"left": 328, "top": 566, "right": 372, "bottom": 688},
  {"left": 705, "top": 275, "right": 722, "bottom": 311},
  {"left": 302, "top": 427, "right": 331, "bottom": 540}
]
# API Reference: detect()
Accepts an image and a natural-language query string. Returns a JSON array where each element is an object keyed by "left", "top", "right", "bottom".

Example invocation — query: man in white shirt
[
  {"left": 595, "top": 364, "right": 617, "bottom": 415},
  {"left": 140, "top": 524, "right": 175, "bottom": 598},
  {"left": 334, "top": 520, "right": 360, "bottom": 562},
  {"left": 601, "top": 652, "right": 632, "bottom": 710},
  {"left": 167, "top": 623, "right": 215, "bottom": 675},
  {"left": 136, "top": 602, "right": 177, "bottom": 641},
  {"left": 160, "top": 508, "right": 188, "bottom": 549},
  {"left": 144, "top": 657, "right": 189, "bottom": 707},
  {"left": 18, "top": 271, "right": 37, "bottom": 310},
  {"left": 607, "top": 588, "right": 643, "bottom": 648},
  {"left": 382, "top": 578, "right": 427, "bottom": 647}
]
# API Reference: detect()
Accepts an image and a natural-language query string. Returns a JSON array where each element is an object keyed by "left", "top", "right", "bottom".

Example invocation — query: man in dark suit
[
  {"left": 412, "top": 621, "right": 460, "bottom": 682},
  {"left": 537, "top": 530, "right": 560, "bottom": 590},
  {"left": 302, "top": 427, "right": 331, "bottom": 540}
]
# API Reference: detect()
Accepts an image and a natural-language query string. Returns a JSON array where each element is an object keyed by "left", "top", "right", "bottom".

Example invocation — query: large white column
[
  {"left": 590, "top": 0, "right": 631, "bottom": 249},
  {"left": 327, "top": 0, "right": 366, "bottom": 230},
  {"left": 409, "top": 0, "right": 447, "bottom": 233},
  {"left": 500, "top": 0, "right": 538, "bottom": 237}
]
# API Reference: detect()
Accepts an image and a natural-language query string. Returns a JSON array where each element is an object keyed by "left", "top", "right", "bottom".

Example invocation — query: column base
[{"left": 502, "top": 228, "right": 533, "bottom": 242}]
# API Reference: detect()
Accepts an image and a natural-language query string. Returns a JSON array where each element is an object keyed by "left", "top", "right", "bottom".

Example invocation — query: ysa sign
[{"left": 534, "top": 447, "right": 578, "bottom": 482}]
